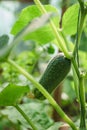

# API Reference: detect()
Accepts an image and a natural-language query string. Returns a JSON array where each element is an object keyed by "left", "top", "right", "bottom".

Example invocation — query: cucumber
[{"left": 34, "top": 53, "right": 71, "bottom": 99}]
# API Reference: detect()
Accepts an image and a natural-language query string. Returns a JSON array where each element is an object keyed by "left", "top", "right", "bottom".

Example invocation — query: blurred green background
[{"left": 0, "top": 0, "right": 87, "bottom": 130}]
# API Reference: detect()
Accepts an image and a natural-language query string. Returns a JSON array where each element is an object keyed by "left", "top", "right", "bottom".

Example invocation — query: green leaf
[
  {"left": 0, "top": 13, "right": 53, "bottom": 62},
  {"left": 15, "top": 12, "right": 54, "bottom": 38},
  {"left": 0, "top": 84, "right": 29, "bottom": 106},
  {"left": 1, "top": 102, "right": 54, "bottom": 129},
  {"left": 11, "top": 5, "right": 59, "bottom": 44},
  {"left": 0, "top": 35, "right": 9, "bottom": 49},
  {"left": 62, "top": 4, "right": 79, "bottom": 35}
]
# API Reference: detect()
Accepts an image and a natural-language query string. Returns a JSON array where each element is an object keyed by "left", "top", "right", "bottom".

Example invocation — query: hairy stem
[
  {"left": 72, "top": 2, "right": 86, "bottom": 129},
  {"left": 73, "top": 9, "right": 86, "bottom": 58},
  {"left": 79, "top": 77, "right": 86, "bottom": 130},
  {"left": 8, "top": 58, "right": 78, "bottom": 130},
  {"left": 14, "top": 105, "right": 38, "bottom": 130},
  {"left": 77, "top": 13, "right": 86, "bottom": 46},
  {"left": 72, "top": 65, "right": 79, "bottom": 101},
  {"left": 34, "top": 0, "right": 71, "bottom": 59},
  {"left": 77, "top": 0, "right": 84, "bottom": 12},
  {"left": 71, "top": 57, "right": 80, "bottom": 78}
]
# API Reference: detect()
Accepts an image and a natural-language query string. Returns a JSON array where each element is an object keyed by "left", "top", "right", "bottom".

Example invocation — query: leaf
[
  {"left": 15, "top": 12, "right": 55, "bottom": 38},
  {"left": 0, "top": 84, "right": 29, "bottom": 106},
  {"left": 0, "top": 13, "right": 54, "bottom": 62},
  {"left": 62, "top": 4, "right": 79, "bottom": 35},
  {"left": 0, "top": 34, "right": 9, "bottom": 49},
  {"left": 1, "top": 102, "right": 54, "bottom": 129},
  {"left": 11, "top": 5, "right": 59, "bottom": 44}
]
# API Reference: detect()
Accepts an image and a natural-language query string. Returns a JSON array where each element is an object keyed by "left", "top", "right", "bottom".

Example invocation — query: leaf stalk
[
  {"left": 8, "top": 58, "right": 78, "bottom": 130},
  {"left": 15, "top": 105, "right": 38, "bottom": 130},
  {"left": 34, "top": 0, "right": 71, "bottom": 59}
]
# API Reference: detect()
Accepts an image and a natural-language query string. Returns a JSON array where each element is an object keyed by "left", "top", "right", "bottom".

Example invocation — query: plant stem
[
  {"left": 59, "top": 30, "right": 70, "bottom": 50},
  {"left": 34, "top": 0, "right": 71, "bottom": 59},
  {"left": 8, "top": 58, "right": 78, "bottom": 130},
  {"left": 71, "top": 57, "right": 80, "bottom": 78},
  {"left": 77, "top": 13, "right": 86, "bottom": 46},
  {"left": 50, "top": 21, "right": 71, "bottom": 59},
  {"left": 77, "top": 0, "right": 84, "bottom": 12},
  {"left": 73, "top": 10, "right": 86, "bottom": 57},
  {"left": 72, "top": 3, "right": 86, "bottom": 129},
  {"left": 14, "top": 104, "right": 38, "bottom": 130},
  {"left": 79, "top": 77, "right": 86, "bottom": 130},
  {"left": 72, "top": 65, "right": 79, "bottom": 101}
]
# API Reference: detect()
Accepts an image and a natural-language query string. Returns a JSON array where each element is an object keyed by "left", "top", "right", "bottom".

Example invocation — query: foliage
[
  {"left": 0, "top": 0, "right": 87, "bottom": 130},
  {"left": 11, "top": 5, "right": 59, "bottom": 44},
  {"left": 0, "top": 84, "right": 29, "bottom": 106}
]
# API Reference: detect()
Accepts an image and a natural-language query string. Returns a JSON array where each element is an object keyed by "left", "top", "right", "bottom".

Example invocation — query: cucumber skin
[{"left": 34, "top": 54, "right": 71, "bottom": 99}]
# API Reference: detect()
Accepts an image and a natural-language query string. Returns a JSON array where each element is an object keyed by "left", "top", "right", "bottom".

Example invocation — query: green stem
[
  {"left": 77, "top": 0, "right": 84, "bottom": 12},
  {"left": 79, "top": 77, "right": 86, "bottom": 130},
  {"left": 50, "top": 21, "right": 71, "bottom": 59},
  {"left": 14, "top": 104, "right": 38, "bottom": 130},
  {"left": 34, "top": 0, "right": 71, "bottom": 59},
  {"left": 73, "top": 10, "right": 86, "bottom": 57},
  {"left": 72, "top": 65, "right": 79, "bottom": 101},
  {"left": 78, "top": 13, "right": 86, "bottom": 45},
  {"left": 71, "top": 57, "right": 80, "bottom": 78},
  {"left": 8, "top": 58, "right": 78, "bottom": 130},
  {"left": 59, "top": 30, "right": 70, "bottom": 50}
]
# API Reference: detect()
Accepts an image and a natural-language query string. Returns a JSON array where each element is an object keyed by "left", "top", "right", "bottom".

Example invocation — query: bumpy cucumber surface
[{"left": 34, "top": 53, "right": 71, "bottom": 99}]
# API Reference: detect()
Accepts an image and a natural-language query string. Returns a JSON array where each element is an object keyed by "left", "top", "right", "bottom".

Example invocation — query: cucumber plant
[{"left": 0, "top": 0, "right": 87, "bottom": 130}]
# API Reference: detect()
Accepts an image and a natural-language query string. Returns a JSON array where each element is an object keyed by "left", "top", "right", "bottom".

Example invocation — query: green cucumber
[{"left": 34, "top": 53, "right": 71, "bottom": 99}]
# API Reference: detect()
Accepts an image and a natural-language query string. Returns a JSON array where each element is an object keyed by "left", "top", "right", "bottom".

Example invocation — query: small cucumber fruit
[{"left": 34, "top": 53, "right": 71, "bottom": 99}]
